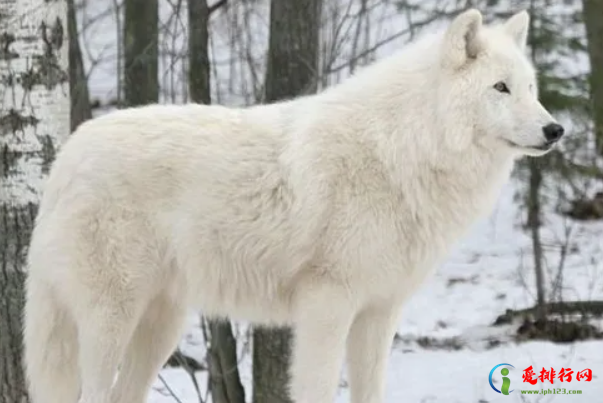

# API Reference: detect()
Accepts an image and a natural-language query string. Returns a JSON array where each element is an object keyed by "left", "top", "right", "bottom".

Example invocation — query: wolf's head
[{"left": 436, "top": 9, "right": 564, "bottom": 156}]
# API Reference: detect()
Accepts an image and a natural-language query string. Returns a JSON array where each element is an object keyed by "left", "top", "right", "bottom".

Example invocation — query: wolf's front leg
[
  {"left": 346, "top": 303, "right": 402, "bottom": 403},
  {"left": 289, "top": 282, "right": 357, "bottom": 403}
]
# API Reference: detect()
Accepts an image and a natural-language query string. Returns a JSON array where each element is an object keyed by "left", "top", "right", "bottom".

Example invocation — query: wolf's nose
[{"left": 542, "top": 123, "right": 565, "bottom": 143}]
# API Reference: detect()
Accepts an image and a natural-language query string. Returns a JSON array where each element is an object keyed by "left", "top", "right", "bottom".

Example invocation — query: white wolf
[{"left": 24, "top": 8, "right": 564, "bottom": 403}]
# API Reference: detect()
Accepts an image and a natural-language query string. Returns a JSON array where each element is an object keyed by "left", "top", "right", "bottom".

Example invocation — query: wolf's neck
[{"left": 315, "top": 43, "right": 516, "bottom": 220}]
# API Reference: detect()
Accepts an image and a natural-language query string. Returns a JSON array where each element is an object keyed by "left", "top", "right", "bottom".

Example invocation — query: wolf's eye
[{"left": 494, "top": 81, "right": 510, "bottom": 94}]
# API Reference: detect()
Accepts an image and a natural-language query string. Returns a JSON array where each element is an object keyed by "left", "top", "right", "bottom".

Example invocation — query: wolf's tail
[{"left": 24, "top": 276, "right": 80, "bottom": 403}]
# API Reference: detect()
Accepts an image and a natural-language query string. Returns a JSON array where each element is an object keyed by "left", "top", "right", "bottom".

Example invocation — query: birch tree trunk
[
  {"left": 252, "top": 1, "right": 322, "bottom": 403},
  {"left": 0, "top": 1, "right": 70, "bottom": 401}
]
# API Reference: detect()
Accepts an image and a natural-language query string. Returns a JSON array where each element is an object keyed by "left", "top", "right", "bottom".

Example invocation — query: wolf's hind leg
[
  {"left": 76, "top": 294, "right": 145, "bottom": 403},
  {"left": 110, "top": 293, "right": 188, "bottom": 403},
  {"left": 24, "top": 280, "right": 80, "bottom": 403}
]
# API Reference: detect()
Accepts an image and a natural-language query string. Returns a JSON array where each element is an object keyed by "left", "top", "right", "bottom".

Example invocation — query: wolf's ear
[
  {"left": 503, "top": 10, "right": 529, "bottom": 51},
  {"left": 441, "top": 9, "right": 484, "bottom": 70}
]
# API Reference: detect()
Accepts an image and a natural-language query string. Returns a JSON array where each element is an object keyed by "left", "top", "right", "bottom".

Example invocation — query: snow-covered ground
[{"left": 73, "top": 0, "right": 603, "bottom": 401}]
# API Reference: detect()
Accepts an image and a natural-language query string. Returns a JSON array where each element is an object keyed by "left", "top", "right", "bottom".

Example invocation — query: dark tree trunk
[
  {"left": 124, "top": 0, "right": 159, "bottom": 106},
  {"left": 188, "top": 0, "right": 211, "bottom": 105},
  {"left": 582, "top": 0, "right": 603, "bottom": 155},
  {"left": 252, "top": 1, "right": 322, "bottom": 403},
  {"left": 187, "top": 3, "right": 245, "bottom": 403},
  {"left": 0, "top": 204, "right": 38, "bottom": 403},
  {"left": 526, "top": 0, "right": 547, "bottom": 321},
  {"left": 67, "top": 0, "right": 92, "bottom": 131},
  {"left": 263, "top": 0, "right": 322, "bottom": 102},
  {"left": 252, "top": 327, "right": 294, "bottom": 403},
  {"left": 528, "top": 158, "right": 547, "bottom": 320},
  {"left": 206, "top": 320, "right": 245, "bottom": 403}
]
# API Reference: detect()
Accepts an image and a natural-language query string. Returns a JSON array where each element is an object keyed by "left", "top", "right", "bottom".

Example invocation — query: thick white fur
[{"left": 24, "top": 9, "right": 561, "bottom": 403}]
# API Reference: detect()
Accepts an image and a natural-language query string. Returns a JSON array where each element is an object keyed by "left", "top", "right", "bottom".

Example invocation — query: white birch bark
[{"left": 0, "top": 0, "right": 69, "bottom": 400}]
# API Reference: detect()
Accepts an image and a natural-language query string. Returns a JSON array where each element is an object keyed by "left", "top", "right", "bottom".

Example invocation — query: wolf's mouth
[
  {"left": 503, "top": 139, "right": 555, "bottom": 152},
  {"left": 529, "top": 143, "right": 554, "bottom": 151}
]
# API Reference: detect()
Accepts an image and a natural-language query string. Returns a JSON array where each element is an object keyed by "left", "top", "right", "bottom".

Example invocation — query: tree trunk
[
  {"left": 67, "top": 0, "right": 91, "bottom": 131},
  {"left": 526, "top": 0, "right": 547, "bottom": 321},
  {"left": 187, "top": 3, "right": 245, "bottom": 403},
  {"left": 527, "top": 158, "right": 547, "bottom": 320},
  {"left": 263, "top": 1, "right": 322, "bottom": 102},
  {"left": 582, "top": 0, "right": 603, "bottom": 155},
  {"left": 252, "top": 327, "right": 294, "bottom": 403},
  {"left": 206, "top": 320, "right": 245, "bottom": 403},
  {"left": 188, "top": 0, "right": 211, "bottom": 105},
  {"left": 252, "top": 1, "right": 322, "bottom": 403},
  {"left": 0, "top": 1, "right": 70, "bottom": 401},
  {"left": 123, "top": 0, "right": 158, "bottom": 106}
]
